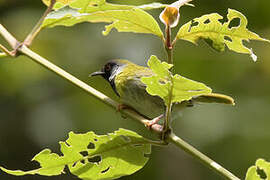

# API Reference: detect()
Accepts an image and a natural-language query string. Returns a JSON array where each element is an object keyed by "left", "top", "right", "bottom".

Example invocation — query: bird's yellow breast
[
  {"left": 114, "top": 63, "right": 150, "bottom": 98},
  {"left": 114, "top": 62, "right": 164, "bottom": 119}
]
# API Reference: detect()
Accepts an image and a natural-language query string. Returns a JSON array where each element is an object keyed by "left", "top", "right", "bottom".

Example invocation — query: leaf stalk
[{"left": 163, "top": 24, "right": 174, "bottom": 139}]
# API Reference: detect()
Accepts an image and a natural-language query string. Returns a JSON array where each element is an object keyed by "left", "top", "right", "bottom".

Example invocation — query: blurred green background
[{"left": 0, "top": 0, "right": 270, "bottom": 179}]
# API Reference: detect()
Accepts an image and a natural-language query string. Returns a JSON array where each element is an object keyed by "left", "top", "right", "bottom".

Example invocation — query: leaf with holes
[
  {"left": 245, "top": 159, "right": 270, "bottom": 180},
  {"left": 141, "top": 55, "right": 212, "bottom": 106},
  {"left": 0, "top": 129, "right": 152, "bottom": 180},
  {"left": 175, "top": 8, "right": 270, "bottom": 61},
  {"left": 41, "top": 0, "right": 164, "bottom": 38}
]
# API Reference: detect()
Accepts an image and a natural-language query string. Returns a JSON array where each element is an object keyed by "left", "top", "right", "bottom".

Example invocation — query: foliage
[
  {"left": 41, "top": 1, "right": 269, "bottom": 61},
  {"left": 41, "top": 0, "right": 164, "bottom": 38},
  {"left": 0, "top": 129, "right": 151, "bottom": 180},
  {"left": 175, "top": 9, "right": 270, "bottom": 61},
  {"left": 246, "top": 159, "right": 270, "bottom": 180},
  {"left": 141, "top": 55, "right": 212, "bottom": 106}
]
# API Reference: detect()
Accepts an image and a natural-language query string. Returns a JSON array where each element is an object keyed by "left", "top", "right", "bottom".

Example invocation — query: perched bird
[{"left": 90, "top": 59, "right": 234, "bottom": 125}]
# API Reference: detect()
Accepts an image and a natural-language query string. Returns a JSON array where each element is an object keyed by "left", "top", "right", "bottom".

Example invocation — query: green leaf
[
  {"left": 246, "top": 159, "right": 270, "bottom": 180},
  {"left": 42, "top": 0, "right": 167, "bottom": 10},
  {"left": 141, "top": 55, "right": 212, "bottom": 106},
  {"left": 41, "top": 0, "right": 164, "bottom": 38},
  {"left": 42, "top": 0, "right": 73, "bottom": 7},
  {"left": 0, "top": 129, "right": 151, "bottom": 180},
  {"left": 136, "top": 2, "right": 168, "bottom": 10},
  {"left": 175, "top": 8, "right": 270, "bottom": 61}
]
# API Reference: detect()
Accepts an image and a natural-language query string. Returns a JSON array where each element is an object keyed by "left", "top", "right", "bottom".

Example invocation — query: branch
[
  {"left": 0, "top": 24, "right": 240, "bottom": 180},
  {"left": 0, "top": 24, "right": 19, "bottom": 49},
  {"left": 168, "top": 132, "right": 240, "bottom": 180},
  {"left": 23, "top": 0, "right": 56, "bottom": 46},
  {"left": 0, "top": 44, "right": 13, "bottom": 57}
]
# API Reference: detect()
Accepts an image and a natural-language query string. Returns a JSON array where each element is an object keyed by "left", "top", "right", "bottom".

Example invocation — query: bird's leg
[
  {"left": 145, "top": 114, "right": 164, "bottom": 129},
  {"left": 117, "top": 104, "right": 132, "bottom": 112}
]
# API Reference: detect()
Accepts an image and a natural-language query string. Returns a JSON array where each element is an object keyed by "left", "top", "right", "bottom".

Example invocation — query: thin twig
[
  {"left": 0, "top": 44, "right": 14, "bottom": 57},
  {"left": 23, "top": 0, "right": 56, "bottom": 46},
  {"left": 0, "top": 24, "right": 19, "bottom": 49}
]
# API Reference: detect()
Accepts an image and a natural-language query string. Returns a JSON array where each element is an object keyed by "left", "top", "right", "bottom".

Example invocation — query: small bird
[{"left": 90, "top": 59, "right": 234, "bottom": 126}]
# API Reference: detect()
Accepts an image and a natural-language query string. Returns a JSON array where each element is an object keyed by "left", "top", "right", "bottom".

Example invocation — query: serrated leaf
[
  {"left": 176, "top": 8, "right": 270, "bottom": 61},
  {"left": 41, "top": 0, "right": 164, "bottom": 38},
  {"left": 246, "top": 159, "right": 270, "bottom": 180},
  {"left": 141, "top": 56, "right": 212, "bottom": 106},
  {"left": 0, "top": 129, "right": 151, "bottom": 180}
]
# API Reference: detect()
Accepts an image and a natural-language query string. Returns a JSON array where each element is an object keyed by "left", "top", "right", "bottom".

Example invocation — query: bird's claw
[
  {"left": 117, "top": 104, "right": 130, "bottom": 112},
  {"left": 145, "top": 114, "right": 164, "bottom": 129}
]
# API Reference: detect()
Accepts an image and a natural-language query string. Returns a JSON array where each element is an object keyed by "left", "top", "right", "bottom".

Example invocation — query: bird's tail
[{"left": 192, "top": 93, "right": 235, "bottom": 105}]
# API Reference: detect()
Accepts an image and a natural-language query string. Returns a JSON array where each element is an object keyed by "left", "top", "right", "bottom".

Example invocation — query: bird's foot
[
  {"left": 145, "top": 114, "right": 164, "bottom": 129},
  {"left": 117, "top": 104, "right": 131, "bottom": 112}
]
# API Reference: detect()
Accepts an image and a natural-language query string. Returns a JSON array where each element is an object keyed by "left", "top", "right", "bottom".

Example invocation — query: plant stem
[
  {"left": 168, "top": 132, "right": 240, "bottom": 180},
  {"left": 0, "top": 44, "right": 12, "bottom": 57},
  {"left": 0, "top": 24, "right": 241, "bottom": 180},
  {"left": 163, "top": 24, "right": 174, "bottom": 138},
  {"left": 23, "top": 0, "right": 56, "bottom": 46},
  {"left": 165, "top": 25, "right": 173, "bottom": 64}
]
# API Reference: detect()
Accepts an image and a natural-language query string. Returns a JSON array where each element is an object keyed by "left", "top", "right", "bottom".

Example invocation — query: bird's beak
[{"left": 89, "top": 71, "right": 105, "bottom": 77}]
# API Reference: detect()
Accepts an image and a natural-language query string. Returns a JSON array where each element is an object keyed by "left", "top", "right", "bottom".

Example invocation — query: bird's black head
[
  {"left": 90, "top": 60, "right": 128, "bottom": 96},
  {"left": 90, "top": 60, "right": 124, "bottom": 82}
]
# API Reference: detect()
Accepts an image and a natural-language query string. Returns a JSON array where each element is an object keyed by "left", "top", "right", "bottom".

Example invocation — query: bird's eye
[{"left": 105, "top": 64, "right": 111, "bottom": 72}]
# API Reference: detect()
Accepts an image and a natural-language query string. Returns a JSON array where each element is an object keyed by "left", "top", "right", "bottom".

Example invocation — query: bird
[{"left": 90, "top": 59, "right": 234, "bottom": 127}]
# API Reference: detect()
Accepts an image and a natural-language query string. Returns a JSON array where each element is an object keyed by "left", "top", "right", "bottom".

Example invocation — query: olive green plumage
[{"left": 91, "top": 59, "right": 234, "bottom": 119}]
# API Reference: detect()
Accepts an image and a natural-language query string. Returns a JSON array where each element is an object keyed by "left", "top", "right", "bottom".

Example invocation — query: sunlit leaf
[
  {"left": 141, "top": 56, "right": 212, "bottom": 106},
  {"left": 41, "top": 0, "right": 164, "bottom": 38},
  {"left": 42, "top": 0, "right": 168, "bottom": 10},
  {"left": 245, "top": 159, "right": 270, "bottom": 180},
  {"left": 42, "top": 0, "right": 75, "bottom": 9},
  {"left": 0, "top": 129, "right": 151, "bottom": 180},
  {"left": 42, "top": 0, "right": 73, "bottom": 7},
  {"left": 175, "top": 9, "right": 270, "bottom": 61},
  {"left": 137, "top": 2, "right": 168, "bottom": 10}
]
